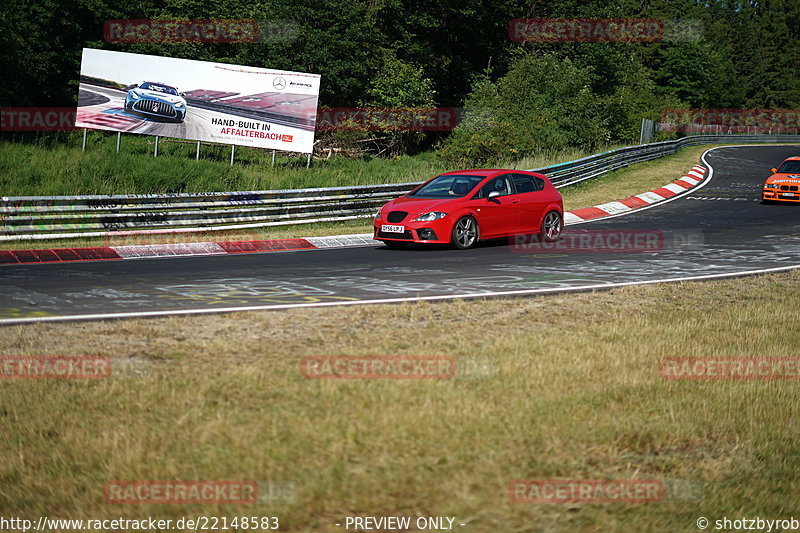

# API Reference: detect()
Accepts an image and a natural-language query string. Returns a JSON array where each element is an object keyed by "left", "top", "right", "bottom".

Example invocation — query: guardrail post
[
  {"left": 230, "top": 144, "right": 235, "bottom": 166},
  {"left": 272, "top": 150, "right": 276, "bottom": 167},
  {"left": 154, "top": 136, "right": 159, "bottom": 157},
  {"left": 196, "top": 140, "right": 200, "bottom": 161},
  {"left": 306, "top": 153, "right": 311, "bottom": 168},
  {"left": 82, "top": 128, "right": 87, "bottom": 153},
  {"left": 116, "top": 132, "right": 121, "bottom": 154}
]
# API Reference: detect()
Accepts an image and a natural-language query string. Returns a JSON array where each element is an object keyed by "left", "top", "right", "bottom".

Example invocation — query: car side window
[
  {"left": 479, "top": 175, "right": 513, "bottom": 198},
  {"left": 512, "top": 173, "right": 544, "bottom": 193}
]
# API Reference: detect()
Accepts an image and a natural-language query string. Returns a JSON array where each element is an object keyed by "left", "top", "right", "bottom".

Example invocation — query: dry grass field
[{"left": 2, "top": 270, "right": 798, "bottom": 532}]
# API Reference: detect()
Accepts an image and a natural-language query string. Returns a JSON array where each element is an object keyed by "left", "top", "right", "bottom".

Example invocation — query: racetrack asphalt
[{"left": 1, "top": 145, "right": 798, "bottom": 324}]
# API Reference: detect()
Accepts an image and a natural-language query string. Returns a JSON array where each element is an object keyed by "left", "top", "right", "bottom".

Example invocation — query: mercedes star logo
[{"left": 273, "top": 77, "right": 286, "bottom": 90}]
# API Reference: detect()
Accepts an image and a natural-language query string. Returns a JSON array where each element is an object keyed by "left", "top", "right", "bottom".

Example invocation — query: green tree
[{"left": 440, "top": 54, "right": 608, "bottom": 165}]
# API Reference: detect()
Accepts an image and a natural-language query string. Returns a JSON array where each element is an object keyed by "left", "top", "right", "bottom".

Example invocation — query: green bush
[{"left": 439, "top": 54, "right": 609, "bottom": 166}]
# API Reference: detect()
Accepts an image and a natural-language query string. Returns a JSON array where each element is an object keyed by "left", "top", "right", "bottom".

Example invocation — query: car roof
[
  {"left": 783, "top": 156, "right": 800, "bottom": 162},
  {"left": 438, "top": 169, "right": 533, "bottom": 177}
]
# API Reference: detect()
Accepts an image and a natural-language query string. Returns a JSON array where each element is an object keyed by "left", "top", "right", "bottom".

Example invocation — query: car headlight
[
  {"left": 414, "top": 211, "right": 447, "bottom": 222},
  {"left": 764, "top": 184, "right": 778, "bottom": 189},
  {"left": 374, "top": 209, "right": 382, "bottom": 219},
  {"left": 130, "top": 92, "right": 140, "bottom": 100},
  {"left": 174, "top": 102, "right": 185, "bottom": 108}
]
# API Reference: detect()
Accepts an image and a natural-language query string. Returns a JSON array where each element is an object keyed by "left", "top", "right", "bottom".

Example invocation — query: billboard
[{"left": 76, "top": 48, "right": 320, "bottom": 153}]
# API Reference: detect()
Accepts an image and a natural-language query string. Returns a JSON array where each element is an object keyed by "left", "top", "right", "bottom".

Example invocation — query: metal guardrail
[{"left": 2, "top": 134, "right": 799, "bottom": 240}]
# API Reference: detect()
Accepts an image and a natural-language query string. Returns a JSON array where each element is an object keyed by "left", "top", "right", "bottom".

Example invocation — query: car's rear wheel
[
  {"left": 539, "top": 210, "right": 563, "bottom": 242},
  {"left": 451, "top": 216, "right": 479, "bottom": 249}
]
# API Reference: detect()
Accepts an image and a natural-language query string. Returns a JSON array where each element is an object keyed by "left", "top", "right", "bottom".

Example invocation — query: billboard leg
[
  {"left": 82, "top": 128, "right": 87, "bottom": 153},
  {"left": 306, "top": 153, "right": 311, "bottom": 168},
  {"left": 196, "top": 141, "right": 200, "bottom": 161},
  {"left": 230, "top": 145, "right": 235, "bottom": 166},
  {"left": 154, "top": 136, "right": 159, "bottom": 157},
  {"left": 116, "top": 132, "right": 121, "bottom": 154},
  {"left": 271, "top": 150, "right": 276, "bottom": 167}
]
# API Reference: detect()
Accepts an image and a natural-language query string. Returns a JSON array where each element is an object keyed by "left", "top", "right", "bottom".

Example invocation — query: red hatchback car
[{"left": 374, "top": 169, "right": 564, "bottom": 249}]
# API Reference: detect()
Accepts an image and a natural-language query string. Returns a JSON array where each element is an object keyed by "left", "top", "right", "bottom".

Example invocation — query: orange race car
[{"left": 762, "top": 156, "right": 800, "bottom": 203}]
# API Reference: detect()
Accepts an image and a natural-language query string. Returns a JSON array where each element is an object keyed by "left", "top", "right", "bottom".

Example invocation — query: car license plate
[{"left": 381, "top": 224, "right": 404, "bottom": 233}]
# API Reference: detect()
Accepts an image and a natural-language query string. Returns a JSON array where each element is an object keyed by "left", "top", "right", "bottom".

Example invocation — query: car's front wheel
[
  {"left": 539, "top": 210, "right": 563, "bottom": 242},
  {"left": 451, "top": 216, "right": 479, "bottom": 249}
]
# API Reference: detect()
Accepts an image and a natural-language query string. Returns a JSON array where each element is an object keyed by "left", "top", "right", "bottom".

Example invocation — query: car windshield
[
  {"left": 140, "top": 83, "right": 178, "bottom": 95},
  {"left": 409, "top": 174, "right": 484, "bottom": 198},
  {"left": 777, "top": 161, "right": 800, "bottom": 173}
]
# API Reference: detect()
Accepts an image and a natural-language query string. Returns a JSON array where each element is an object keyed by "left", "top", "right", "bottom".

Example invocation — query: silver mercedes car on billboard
[{"left": 124, "top": 81, "right": 187, "bottom": 122}]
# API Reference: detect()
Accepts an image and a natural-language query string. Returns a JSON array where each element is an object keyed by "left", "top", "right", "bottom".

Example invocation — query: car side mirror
[
  {"left": 488, "top": 191, "right": 501, "bottom": 199},
  {"left": 771, "top": 168, "right": 778, "bottom": 173},
  {"left": 179, "top": 92, "right": 186, "bottom": 97},
  {"left": 132, "top": 84, "right": 138, "bottom": 88}
]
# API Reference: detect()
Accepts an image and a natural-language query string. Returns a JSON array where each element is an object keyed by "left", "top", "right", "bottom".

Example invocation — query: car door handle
[{"left": 511, "top": 199, "right": 520, "bottom": 204}]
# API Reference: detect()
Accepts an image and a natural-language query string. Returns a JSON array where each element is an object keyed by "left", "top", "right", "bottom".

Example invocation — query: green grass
[
  {"left": 0, "top": 133, "right": 439, "bottom": 195},
  {"left": 1, "top": 270, "right": 798, "bottom": 531},
  {"left": 0, "top": 132, "right": 627, "bottom": 196}
]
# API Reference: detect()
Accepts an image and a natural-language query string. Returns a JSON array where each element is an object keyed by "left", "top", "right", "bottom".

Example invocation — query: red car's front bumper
[{"left": 373, "top": 217, "right": 453, "bottom": 244}]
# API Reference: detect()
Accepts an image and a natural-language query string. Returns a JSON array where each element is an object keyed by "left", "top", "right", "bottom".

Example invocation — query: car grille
[
  {"left": 377, "top": 230, "right": 414, "bottom": 240},
  {"left": 779, "top": 185, "right": 799, "bottom": 191},
  {"left": 133, "top": 100, "right": 177, "bottom": 118},
  {"left": 386, "top": 211, "right": 408, "bottom": 223}
]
